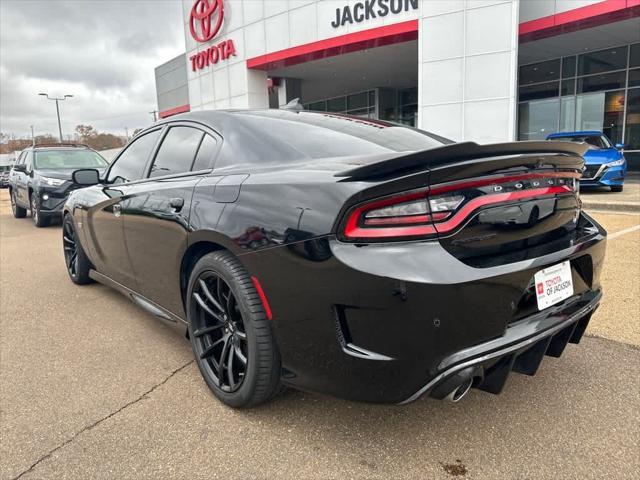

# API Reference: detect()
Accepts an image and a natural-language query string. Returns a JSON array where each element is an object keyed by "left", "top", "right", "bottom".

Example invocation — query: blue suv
[{"left": 546, "top": 131, "right": 627, "bottom": 192}]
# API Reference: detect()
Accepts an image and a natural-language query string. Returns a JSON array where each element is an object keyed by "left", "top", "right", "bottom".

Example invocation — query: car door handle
[{"left": 169, "top": 197, "right": 184, "bottom": 211}]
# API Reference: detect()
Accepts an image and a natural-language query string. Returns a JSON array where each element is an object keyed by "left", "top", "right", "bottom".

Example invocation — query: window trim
[
  {"left": 105, "top": 127, "right": 165, "bottom": 185},
  {"left": 145, "top": 123, "right": 216, "bottom": 180},
  {"left": 140, "top": 120, "right": 222, "bottom": 182},
  {"left": 103, "top": 120, "right": 223, "bottom": 185}
]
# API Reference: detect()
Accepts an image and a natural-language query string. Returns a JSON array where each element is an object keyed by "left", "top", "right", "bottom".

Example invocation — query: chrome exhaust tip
[{"left": 445, "top": 378, "right": 473, "bottom": 403}]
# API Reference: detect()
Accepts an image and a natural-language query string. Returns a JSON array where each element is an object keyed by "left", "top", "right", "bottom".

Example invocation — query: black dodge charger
[{"left": 62, "top": 109, "right": 606, "bottom": 407}]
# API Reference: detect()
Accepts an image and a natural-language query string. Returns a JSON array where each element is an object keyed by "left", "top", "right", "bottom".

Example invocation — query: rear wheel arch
[{"left": 180, "top": 240, "right": 227, "bottom": 312}]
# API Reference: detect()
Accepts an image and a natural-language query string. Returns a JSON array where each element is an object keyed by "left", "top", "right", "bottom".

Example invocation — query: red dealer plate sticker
[{"left": 534, "top": 261, "right": 574, "bottom": 311}]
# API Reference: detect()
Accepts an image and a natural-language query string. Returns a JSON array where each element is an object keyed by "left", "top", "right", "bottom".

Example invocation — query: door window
[
  {"left": 108, "top": 129, "right": 161, "bottom": 184},
  {"left": 192, "top": 134, "right": 217, "bottom": 171},
  {"left": 24, "top": 151, "right": 34, "bottom": 171},
  {"left": 149, "top": 126, "right": 204, "bottom": 178}
]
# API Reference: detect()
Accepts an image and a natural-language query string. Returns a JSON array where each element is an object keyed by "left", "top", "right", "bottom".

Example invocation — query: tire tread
[{"left": 188, "top": 251, "right": 281, "bottom": 407}]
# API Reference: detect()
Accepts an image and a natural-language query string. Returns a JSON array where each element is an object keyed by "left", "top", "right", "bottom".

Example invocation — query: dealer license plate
[{"left": 534, "top": 261, "right": 574, "bottom": 311}]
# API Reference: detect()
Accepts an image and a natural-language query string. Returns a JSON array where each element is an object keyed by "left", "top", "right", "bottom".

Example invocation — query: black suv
[{"left": 9, "top": 144, "right": 108, "bottom": 227}]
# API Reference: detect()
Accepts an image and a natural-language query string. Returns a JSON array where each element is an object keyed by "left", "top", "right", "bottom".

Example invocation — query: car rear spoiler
[{"left": 335, "top": 141, "right": 589, "bottom": 182}]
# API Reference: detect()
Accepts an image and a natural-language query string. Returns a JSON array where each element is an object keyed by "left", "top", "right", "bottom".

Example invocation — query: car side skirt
[{"left": 89, "top": 269, "right": 187, "bottom": 326}]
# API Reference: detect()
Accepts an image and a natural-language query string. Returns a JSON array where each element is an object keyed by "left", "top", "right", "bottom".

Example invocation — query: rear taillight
[
  {"left": 428, "top": 195, "right": 464, "bottom": 215},
  {"left": 341, "top": 171, "right": 581, "bottom": 242},
  {"left": 344, "top": 190, "right": 437, "bottom": 240}
]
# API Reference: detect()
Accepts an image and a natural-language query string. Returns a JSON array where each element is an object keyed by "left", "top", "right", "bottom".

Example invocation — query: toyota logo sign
[
  {"left": 190, "top": 0, "right": 224, "bottom": 43},
  {"left": 188, "top": 0, "right": 236, "bottom": 71}
]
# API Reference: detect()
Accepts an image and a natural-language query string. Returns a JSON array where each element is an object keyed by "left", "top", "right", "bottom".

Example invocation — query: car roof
[
  {"left": 153, "top": 108, "right": 407, "bottom": 139},
  {"left": 546, "top": 131, "right": 605, "bottom": 138},
  {"left": 24, "top": 143, "right": 93, "bottom": 152}
]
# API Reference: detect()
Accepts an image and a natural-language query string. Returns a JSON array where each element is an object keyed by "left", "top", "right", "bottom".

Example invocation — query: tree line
[{"left": 0, "top": 125, "right": 142, "bottom": 154}]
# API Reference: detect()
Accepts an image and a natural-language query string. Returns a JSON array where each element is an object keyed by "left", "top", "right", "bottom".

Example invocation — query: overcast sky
[{"left": 0, "top": 0, "right": 185, "bottom": 140}]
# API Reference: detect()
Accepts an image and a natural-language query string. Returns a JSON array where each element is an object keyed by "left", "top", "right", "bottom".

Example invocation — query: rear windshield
[
  {"left": 221, "top": 110, "right": 452, "bottom": 166},
  {"left": 34, "top": 150, "right": 108, "bottom": 169},
  {"left": 548, "top": 135, "right": 611, "bottom": 149}
]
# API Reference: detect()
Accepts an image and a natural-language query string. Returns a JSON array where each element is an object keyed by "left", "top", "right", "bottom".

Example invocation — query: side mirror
[
  {"left": 72, "top": 168, "right": 101, "bottom": 186},
  {"left": 12, "top": 164, "right": 27, "bottom": 173},
  {"left": 614, "top": 143, "right": 625, "bottom": 150}
]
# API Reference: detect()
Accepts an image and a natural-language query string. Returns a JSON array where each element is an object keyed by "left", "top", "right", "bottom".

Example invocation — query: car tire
[
  {"left": 30, "top": 194, "right": 50, "bottom": 227},
  {"left": 62, "top": 214, "right": 93, "bottom": 285},
  {"left": 187, "top": 251, "right": 282, "bottom": 408},
  {"left": 10, "top": 190, "right": 27, "bottom": 218},
  {"left": 610, "top": 185, "right": 623, "bottom": 192}
]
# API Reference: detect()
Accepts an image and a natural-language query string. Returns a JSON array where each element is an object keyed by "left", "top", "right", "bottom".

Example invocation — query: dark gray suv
[{"left": 9, "top": 144, "right": 108, "bottom": 227}]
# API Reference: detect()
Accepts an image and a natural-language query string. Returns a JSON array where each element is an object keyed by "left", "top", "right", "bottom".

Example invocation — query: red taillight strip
[
  {"left": 345, "top": 219, "right": 437, "bottom": 239},
  {"left": 343, "top": 174, "right": 578, "bottom": 240},
  {"left": 429, "top": 171, "right": 581, "bottom": 196},
  {"left": 433, "top": 185, "right": 572, "bottom": 234},
  {"left": 251, "top": 276, "right": 273, "bottom": 320},
  {"left": 344, "top": 190, "right": 433, "bottom": 239}
]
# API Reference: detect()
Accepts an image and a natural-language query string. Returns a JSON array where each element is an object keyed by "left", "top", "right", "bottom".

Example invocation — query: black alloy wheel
[
  {"left": 192, "top": 272, "right": 249, "bottom": 393},
  {"left": 187, "top": 251, "right": 281, "bottom": 407},
  {"left": 11, "top": 190, "right": 26, "bottom": 218},
  {"left": 62, "top": 215, "right": 92, "bottom": 284}
]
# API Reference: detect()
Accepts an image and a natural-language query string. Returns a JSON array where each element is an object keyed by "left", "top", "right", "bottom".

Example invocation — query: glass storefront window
[
  {"left": 575, "top": 90, "right": 625, "bottom": 144},
  {"left": 562, "top": 56, "right": 576, "bottom": 78},
  {"left": 308, "top": 101, "right": 326, "bottom": 111},
  {"left": 560, "top": 97, "right": 575, "bottom": 132},
  {"left": 630, "top": 43, "right": 640, "bottom": 68},
  {"left": 400, "top": 88, "right": 417, "bottom": 105},
  {"left": 518, "top": 98, "right": 559, "bottom": 140},
  {"left": 578, "top": 46, "right": 628, "bottom": 76},
  {"left": 327, "top": 96, "right": 346, "bottom": 112},
  {"left": 399, "top": 105, "right": 417, "bottom": 126},
  {"left": 578, "top": 71, "right": 626, "bottom": 93},
  {"left": 519, "top": 43, "right": 639, "bottom": 151},
  {"left": 519, "top": 59, "right": 560, "bottom": 85},
  {"left": 561, "top": 79, "right": 575, "bottom": 96},
  {"left": 519, "top": 81, "right": 559, "bottom": 101},
  {"left": 625, "top": 89, "right": 640, "bottom": 150},
  {"left": 347, "top": 92, "right": 368, "bottom": 110},
  {"left": 629, "top": 68, "right": 640, "bottom": 88},
  {"left": 303, "top": 90, "right": 379, "bottom": 121}
]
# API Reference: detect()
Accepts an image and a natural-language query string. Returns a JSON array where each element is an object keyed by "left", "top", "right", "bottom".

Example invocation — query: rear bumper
[
  {"left": 240, "top": 212, "right": 607, "bottom": 404},
  {"left": 400, "top": 289, "right": 600, "bottom": 404}
]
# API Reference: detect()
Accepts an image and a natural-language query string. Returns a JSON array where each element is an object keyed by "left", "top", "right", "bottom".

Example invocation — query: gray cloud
[{"left": 0, "top": 0, "right": 185, "bottom": 139}]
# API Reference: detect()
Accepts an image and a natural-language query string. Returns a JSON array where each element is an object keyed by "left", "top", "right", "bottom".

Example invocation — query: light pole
[{"left": 38, "top": 93, "right": 73, "bottom": 142}]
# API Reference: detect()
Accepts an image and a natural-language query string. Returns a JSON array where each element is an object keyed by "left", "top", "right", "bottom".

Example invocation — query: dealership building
[{"left": 155, "top": 0, "right": 640, "bottom": 168}]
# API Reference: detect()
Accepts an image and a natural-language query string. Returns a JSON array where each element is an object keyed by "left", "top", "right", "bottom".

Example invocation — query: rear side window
[
  {"left": 108, "top": 129, "right": 161, "bottom": 184},
  {"left": 149, "top": 126, "right": 204, "bottom": 178},
  {"left": 192, "top": 134, "right": 217, "bottom": 171}
]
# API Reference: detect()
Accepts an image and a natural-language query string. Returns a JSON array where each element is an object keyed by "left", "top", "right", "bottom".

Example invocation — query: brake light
[
  {"left": 341, "top": 172, "right": 580, "bottom": 242},
  {"left": 344, "top": 190, "right": 438, "bottom": 240}
]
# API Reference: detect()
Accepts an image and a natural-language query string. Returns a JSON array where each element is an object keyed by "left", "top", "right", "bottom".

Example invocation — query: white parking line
[
  {"left": 587, "top": 210, "right": 640, "bottom": 216},
  {"left": 608, "top": 225, "right": 640, "bottom": 240}
]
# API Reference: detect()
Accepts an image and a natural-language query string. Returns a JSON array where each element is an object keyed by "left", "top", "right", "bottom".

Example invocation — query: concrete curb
[{"left": 582, "top": 201, "right": 640, "bottom": 213}]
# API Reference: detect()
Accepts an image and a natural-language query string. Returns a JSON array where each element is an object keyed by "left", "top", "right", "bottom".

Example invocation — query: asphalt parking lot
[{"left": 1, "top": 189, "right": 638, "bottom": 480}]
